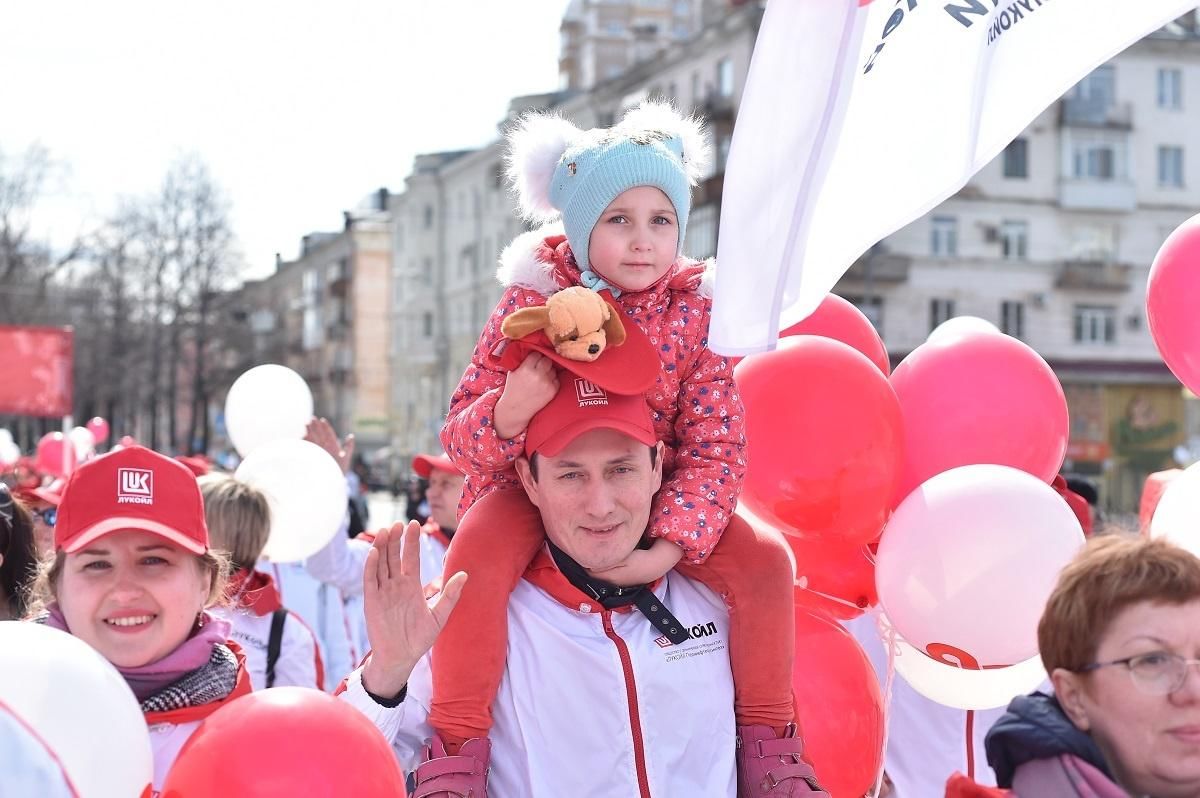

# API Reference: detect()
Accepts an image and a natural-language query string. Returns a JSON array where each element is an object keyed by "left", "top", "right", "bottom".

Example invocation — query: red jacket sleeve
[
  {"left": 648, "top": 344, "right": 746, "bottom": 564},
  {"left": 440, "top": 286, "right": 545, "bottom": 476}
]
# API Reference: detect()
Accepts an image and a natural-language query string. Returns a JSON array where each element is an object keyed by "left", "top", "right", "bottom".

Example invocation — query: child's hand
[
  {"left": 587, "top": 539, "right": 684, "bottom": 587},
  {"left": 494, "top": 353, "right": 559, "bottom": 439}
]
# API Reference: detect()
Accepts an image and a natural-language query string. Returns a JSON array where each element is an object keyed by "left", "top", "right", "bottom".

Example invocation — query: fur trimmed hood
[{"left": 495, "top": 222, "right": 716, "bottom": 300}]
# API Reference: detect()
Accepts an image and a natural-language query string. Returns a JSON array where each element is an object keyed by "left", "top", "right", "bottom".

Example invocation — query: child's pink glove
[{"left": 494, "top": 352, "right": 559, "bottom": 439}]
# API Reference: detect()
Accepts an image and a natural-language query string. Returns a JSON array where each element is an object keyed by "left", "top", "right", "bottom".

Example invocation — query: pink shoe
[
  {"left": 407, "top": 735, "right": 491, "bottom": 798},
  {"left": 736, "top": 724, "right": 830, "bottom": 797}
]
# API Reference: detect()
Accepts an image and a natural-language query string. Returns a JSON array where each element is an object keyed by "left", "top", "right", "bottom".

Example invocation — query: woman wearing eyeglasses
[
  {"left": 984, "top": 535, "right": 1200, "bottom": 797},
  {"left": 0, "top": 485, "right": 39, "bottom": 620},
  {"left": 16, "top": 479, "right": 62, "bottom": 556}
]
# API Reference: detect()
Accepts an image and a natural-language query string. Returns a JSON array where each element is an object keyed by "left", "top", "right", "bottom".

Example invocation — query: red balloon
[
  {"left": 789, "top": 535, "right": 879, "bottom": 620},
  {"left": 890, "top": 331, "right": 1068, "bottom": 504},
  {"left": 35, "top": 432, "right": 76, "bottom": 478},
  {"left": 161, "top": 688, "right": 407, "bottom": 797},
  {"left": 86, "top": 416, "right": 110, "bottom": 443},
  {"left": 780, "top": 294, "right": 890, "bottom": 375},
  {"left": 793, "top": 605, "right": 885, "bottom": 798},
  {"left": 1148, "top": 213, "right": 1200, "bottom": 396},
  {"left": 737, "top": 337, "right": 903, "bottom": 544}
]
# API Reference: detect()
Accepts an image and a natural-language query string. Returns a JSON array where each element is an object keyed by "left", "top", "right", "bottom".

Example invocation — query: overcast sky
[{"left": 2, "top": 0, "right": 569, "bottom": 279}]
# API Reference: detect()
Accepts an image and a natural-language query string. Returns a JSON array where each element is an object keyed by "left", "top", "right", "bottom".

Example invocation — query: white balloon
[
  {"left": 0, "top": 440, "right": 20, "bottom": 466},
  {"left": 235, "top": 439, "right": 346, "bottom": 563},
  {"left": 876, "top": 464, "right": 1085, "bottom": 666},
  {"left": 1150, "top": 462, "right": 1200, "bottom": 553},
  {"left": 68, "top": 426, "right": 96, "bottom": 462},
  {"left": 927, "top": 316, "right": 1001, "bottom": 343},
  {"left": 0, "top": 427, "right": 13, "bottom": 445},
  {"left": 891, "top": 631, "right": 1048, "bottom": 710},
  {"left": 224, "top": 364, "right": 314, "bottom": 457},
  {"left": 0, "top": 623, "right": 154, "bottom": 798}
]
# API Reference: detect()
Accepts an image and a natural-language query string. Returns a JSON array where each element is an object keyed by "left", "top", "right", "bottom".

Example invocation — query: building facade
[
  {"left": 215, "top": 193, "right": 393, "bottom": 459},
  {"left": 384, "top": 3, "right": 1199, "bottom": 513}
]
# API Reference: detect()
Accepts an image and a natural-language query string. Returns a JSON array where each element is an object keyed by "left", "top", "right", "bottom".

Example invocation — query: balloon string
[
  {"left": 966, "top": 709, "right": 976, "bottom": 782},
  {"left": 872, "top": 610, "right": 899, "bottom": 798},
  {"left": 794, "top": 579, "right": 863, "bottom": 611}
]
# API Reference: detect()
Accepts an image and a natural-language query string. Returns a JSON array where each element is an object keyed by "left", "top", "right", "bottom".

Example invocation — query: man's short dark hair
[{"left": 528, "top": 445, "right": 658, "bottom": 482}]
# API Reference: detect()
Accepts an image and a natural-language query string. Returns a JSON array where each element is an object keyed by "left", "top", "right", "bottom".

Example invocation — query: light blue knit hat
[{"left": 508, "top": 102, "right": 711, "bottom": 279}]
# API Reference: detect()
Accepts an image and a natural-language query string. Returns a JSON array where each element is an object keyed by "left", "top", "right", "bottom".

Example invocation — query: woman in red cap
[{"left": 27, "top": 445, "right": 250, "bottom": 791}]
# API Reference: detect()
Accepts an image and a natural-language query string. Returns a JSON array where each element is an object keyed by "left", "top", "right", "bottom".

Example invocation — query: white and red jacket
[
  {"left": 260, "top": 560, "right": 354, "bottom": 692},
  {"left": 442, "top": 223, "right": 744, "bottom": 565},
  {"left": 306, "top": 522, "right": 452, "bottom": 659},
  {"left": 211, "top": 570, "right": 324, "bottom": 691},
  {"left": 146, "top": 642, "right": 252, "bottom": 793},
  {"left": 341, "top": 549, "right": 737, "bottom": 797}
]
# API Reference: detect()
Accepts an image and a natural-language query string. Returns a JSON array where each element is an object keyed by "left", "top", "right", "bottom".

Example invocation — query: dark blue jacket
[{"left": 985, "top": 691, "right": 1112, "bottom": 788}]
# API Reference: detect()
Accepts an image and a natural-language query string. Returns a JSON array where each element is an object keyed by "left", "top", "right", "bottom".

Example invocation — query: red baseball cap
[
  {"left": 526, "top": 374, "right": 657, "bottom": 457},
  {"left": 55, "top": 446, "right": 209, "bottom": 555},
  {"left": 412, "top": 453, "right": 461, "bottom": 479},
  {"left": 15, "top": 478, "right": 65, "bottom": 507},
  {"left": 488, "top": 302, "right": 660, "bottom": 396}
]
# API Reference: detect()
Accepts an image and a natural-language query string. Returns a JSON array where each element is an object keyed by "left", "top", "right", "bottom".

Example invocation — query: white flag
[{"left": 712, "top": 0, "right": 1198, "bottom": 355}]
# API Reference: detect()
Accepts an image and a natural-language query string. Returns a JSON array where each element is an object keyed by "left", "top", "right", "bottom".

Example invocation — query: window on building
[
  {"left": 492, "top": 163, "right": 504, "bottom": 190},
  {"left": 1073, "top": 305, "right": 1116, "bottom": 345},
  {"left": 1001, "top": 300, "right": 1025, "bottom": 338},
  {"left": 423, "top": 205, "right": 433, "bottom": 229},
  {"left": 675, "top": 0, "right": 691, "bottom": 15},
  {"left": 691, "top": 71, "right": 701, "bottom": 105},
  {"left": 716, "top": 134, "right": 732, "bottom": 172},
  {"left": 423, "top": 312, "right": 433, "bottom": 338},
  {"left": 1158, "top": 68, "right": 1183, "bottom": 110},
  {"left": 717, "top": 58, "right": 735, "bottom": 98},
  {"left": 1159, "top": 145, "right": 1185, "bottom": 187},
  {"left": 395, "top": 223, "right": 404, "bottom": 252},
  {"left": 1002, "top": 138, "right": 1028, "bottom": 178},
  {"left": 845, "top": 295, "right": 884, "bottom": 331},
  {"left": 606, "top": 21, "right": 623, "bottom": 35},
  {"left": 1001, "top": 220, "right": 1029, "bottom": 260},
  {"left": 423, "top": 257, "right": 433, "bottom": 281},
  {"left": 1072, "top": 142, "right": 1116, "bottom": 180},
  {"left": 929, "top": 299, "right": 956, "bottom": 333},
  {"left": 606, "top": 65, "right": 623, "bottom": 80},
  {"left": 1072, "top": 64, "right": 1115, "bottom": 108},
  {"left": 930, "top": 216, "right": 958, "bottom": 257}
]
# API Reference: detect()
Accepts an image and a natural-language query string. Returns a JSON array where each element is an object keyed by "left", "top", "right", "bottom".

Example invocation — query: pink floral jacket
[{"left": 440, "top": 223, "right": 746, "bottom": 564}]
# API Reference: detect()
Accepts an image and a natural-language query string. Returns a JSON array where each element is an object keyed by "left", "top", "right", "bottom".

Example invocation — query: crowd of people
[{"left": 3, "top": 101, "right": 1200, "bottom": 798}]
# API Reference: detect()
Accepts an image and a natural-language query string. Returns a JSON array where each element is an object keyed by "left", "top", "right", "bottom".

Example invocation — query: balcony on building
[
  {"left": 841, "top": 250, "right": 912, "bottom": 284},
  {"left": 1059, "top": 177, "right": 1137, "bottom": 211},
  {"left": 702, "top": 89, "right": 735, "bottom": 122},
  {"left": 1054, "top": 259, "right": 1134, "bottom": 292},
  {"left": 328, "top": 259, "right": 351, "bottom": 296},
  {"left": 1059, "top": 97, "right": 1133, "bottom": 130}
]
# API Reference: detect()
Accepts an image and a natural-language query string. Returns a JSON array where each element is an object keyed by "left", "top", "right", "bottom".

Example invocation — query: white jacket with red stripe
[{"left": 341, "top": 551, "right": 737, "bottom": 797}]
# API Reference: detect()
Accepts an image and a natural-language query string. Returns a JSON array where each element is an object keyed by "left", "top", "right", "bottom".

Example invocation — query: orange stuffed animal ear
[
  {"left": 501, "top": 305, "right": 552, "bottom": 340},
  {"left": 601, "top": 303, "right": 626, "bottom": 347}
]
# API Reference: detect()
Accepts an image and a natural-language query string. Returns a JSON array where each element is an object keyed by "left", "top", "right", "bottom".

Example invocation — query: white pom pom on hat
[{"left": 506, "top": 113, "right": 582, "bottom": 222}]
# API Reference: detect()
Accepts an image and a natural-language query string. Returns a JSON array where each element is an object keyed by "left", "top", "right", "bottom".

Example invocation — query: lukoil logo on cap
[
  {"left": 575, "top": 378, "right": 608, "bottom": 407},
  {"left": 117, "top": 468, "right": 154, "bottom": 505}
]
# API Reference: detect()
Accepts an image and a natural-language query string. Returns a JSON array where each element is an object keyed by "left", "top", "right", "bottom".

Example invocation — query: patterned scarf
[{"left": 139, "top": 642, "right": 240, "bottom": 715}]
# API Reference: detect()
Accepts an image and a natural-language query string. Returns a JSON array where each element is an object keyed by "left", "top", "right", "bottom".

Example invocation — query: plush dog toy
[{"left": 500, "top": 286, "right": 627, "bottom": 362}]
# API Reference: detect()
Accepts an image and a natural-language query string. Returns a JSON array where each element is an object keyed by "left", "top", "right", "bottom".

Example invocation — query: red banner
[{"left": 0, "top": 325, "right": 74, "bottom": 417}]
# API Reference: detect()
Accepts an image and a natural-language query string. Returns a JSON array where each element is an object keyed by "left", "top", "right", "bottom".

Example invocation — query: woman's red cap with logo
[{"left": 55, "top": 446, "right": 209, "bottom": 555}]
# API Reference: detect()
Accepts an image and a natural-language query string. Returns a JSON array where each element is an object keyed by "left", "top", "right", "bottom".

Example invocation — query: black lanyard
[{"left": 547, "top": 541, "right": 691, "bottom": 645}]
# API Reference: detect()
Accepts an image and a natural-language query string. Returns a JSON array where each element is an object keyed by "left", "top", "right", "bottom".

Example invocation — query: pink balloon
[
  {"left": 86, "top": 417, "right": 110, "bottom": 443},
  {"left": 875, "top": 464, "right": 1085, "bottom": 666},
  {"left": 890, "top": 330, "right": 1068, "bottom": 504},
  {"left": 1148, "top": 213, "right": 1200, "bottom": 395},
  {"left": 35, "top": 432, "right": 76, "bottom": 478}
]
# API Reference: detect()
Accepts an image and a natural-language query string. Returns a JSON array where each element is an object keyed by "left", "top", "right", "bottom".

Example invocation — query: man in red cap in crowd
[
  {"left": 340, "top": 369, "right": 826, "bottom": 797},
  {"left": 15, "top": 478, "right": 64, "bottom": 557}
]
